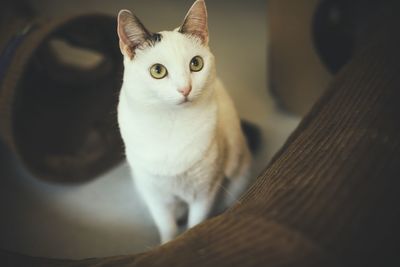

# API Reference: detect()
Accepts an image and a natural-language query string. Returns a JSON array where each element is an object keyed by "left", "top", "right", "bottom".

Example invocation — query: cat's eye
[
  {"left": 190, "top": 56, "right": 204, "bottom": 72},
  {"left": 150, "top": 63, "right": 168, "bottom": 79}
]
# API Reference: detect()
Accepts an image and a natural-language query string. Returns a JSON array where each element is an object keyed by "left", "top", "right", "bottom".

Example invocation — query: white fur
[{"left": 117, "top": 4, "right": 251, "bottom": 244}]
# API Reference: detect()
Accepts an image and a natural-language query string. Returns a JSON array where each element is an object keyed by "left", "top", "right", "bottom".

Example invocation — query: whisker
[{"left": 217, "top": 181, "right": 242, "bottom": 205}]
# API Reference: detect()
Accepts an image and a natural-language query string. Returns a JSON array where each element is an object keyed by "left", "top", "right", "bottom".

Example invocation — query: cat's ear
[
  {"left": 179, "top": 0, "right": 209, "bottom": 45},
  {"left": 117, "top": 9, "right": 152, "bottom": 59}
]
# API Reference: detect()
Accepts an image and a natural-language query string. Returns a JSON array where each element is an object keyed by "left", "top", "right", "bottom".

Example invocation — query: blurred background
[{"left": 0, "top": 0, "right": 337, "bottom": 260}]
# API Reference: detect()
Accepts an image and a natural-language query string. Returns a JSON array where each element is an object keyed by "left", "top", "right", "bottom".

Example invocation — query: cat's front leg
[
  {"left": 188, "top": 183, "right": 220, "bottom": 228},
  {"left": 136, "top": 180, "right": 178, "bottom": 244}
]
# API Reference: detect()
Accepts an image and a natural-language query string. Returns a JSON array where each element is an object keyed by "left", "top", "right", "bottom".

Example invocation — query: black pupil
[
  {"left": 192, "top": 58, "right": 199, "bottom": 67},
  {"left": 155, "top": 65, "right": 162, "bottom": 73}
]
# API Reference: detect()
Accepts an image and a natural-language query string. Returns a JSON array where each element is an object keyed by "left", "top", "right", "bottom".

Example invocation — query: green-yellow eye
[
  {"left": 190, "top": 56, "right": 204, "bottom": 72},
  {"left": 150, "top": 64, "right": 168, "bottom": 79}
]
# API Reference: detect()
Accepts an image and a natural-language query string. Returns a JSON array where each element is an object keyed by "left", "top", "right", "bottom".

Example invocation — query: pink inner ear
[
  {"left": 117, "top": 10, "right": 136, "bottom": 58},
  {"left": 179, "top": 0, "right": 209, "bottom": 44},
  {"left": 117, "top": 10, "right": 153, "bottom": 58}
]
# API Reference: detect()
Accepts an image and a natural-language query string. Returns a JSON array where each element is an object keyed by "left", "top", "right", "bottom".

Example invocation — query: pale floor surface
[{"left": 0, "top": 0, "right": 300, "bottom": 259}]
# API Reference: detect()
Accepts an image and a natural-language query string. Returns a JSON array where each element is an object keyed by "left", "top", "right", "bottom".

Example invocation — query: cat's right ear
[{"left": 117, "top": 9, "right": 151, "bottom": 59}]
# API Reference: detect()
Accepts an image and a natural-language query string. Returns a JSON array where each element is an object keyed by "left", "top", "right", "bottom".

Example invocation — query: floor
[{"left": 0, "top": 0, "right": 300, "bottom": 259}]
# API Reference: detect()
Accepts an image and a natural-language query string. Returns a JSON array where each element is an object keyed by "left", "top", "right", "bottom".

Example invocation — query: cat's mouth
[{"left": 177, "top": 97, "right": 192, "bottom": 105}]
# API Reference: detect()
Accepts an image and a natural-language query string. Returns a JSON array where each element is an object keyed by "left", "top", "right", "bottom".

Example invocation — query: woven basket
[{"left": 0, "top": 13, "right": 124, "bottom": 183}]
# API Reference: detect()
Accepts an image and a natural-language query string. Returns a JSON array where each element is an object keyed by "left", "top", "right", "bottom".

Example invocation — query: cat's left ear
[
  {"left": 179, "top": 0, "right": 209, "bottom": 45},
  {"left": 117, "top": 9, "right": 153, "bottom": 59}
]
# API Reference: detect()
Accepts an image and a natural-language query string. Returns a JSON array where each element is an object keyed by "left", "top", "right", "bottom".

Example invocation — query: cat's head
[{"left": 117, "top": 0, "right": 216, "bottom": 108}]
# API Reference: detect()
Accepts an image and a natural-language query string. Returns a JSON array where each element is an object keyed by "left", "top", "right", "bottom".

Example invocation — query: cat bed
[{"left": 0, "top": 13, "right": 124, "bottom": 182}]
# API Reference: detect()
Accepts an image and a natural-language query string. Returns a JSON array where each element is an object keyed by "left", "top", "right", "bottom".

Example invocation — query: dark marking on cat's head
[{"left": 147, "top": 33, "right": 162, "bottom": 46}]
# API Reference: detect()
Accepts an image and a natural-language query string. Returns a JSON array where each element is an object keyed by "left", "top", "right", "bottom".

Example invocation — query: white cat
[{"left": 117, "top": 0, "right": 251, "bottom": 244}]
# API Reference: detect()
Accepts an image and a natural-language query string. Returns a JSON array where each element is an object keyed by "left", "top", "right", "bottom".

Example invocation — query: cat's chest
[
  {"left": 136, "top": 139, "right": 223, "bottom": 202},
  {"left": 118, "top": 100, "right": 218, "bottom": 176}
]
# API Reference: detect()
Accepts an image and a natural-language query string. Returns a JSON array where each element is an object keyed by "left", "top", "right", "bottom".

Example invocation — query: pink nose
[{"left": 179, "top": 86, "right": 192, "bottom": 97}]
